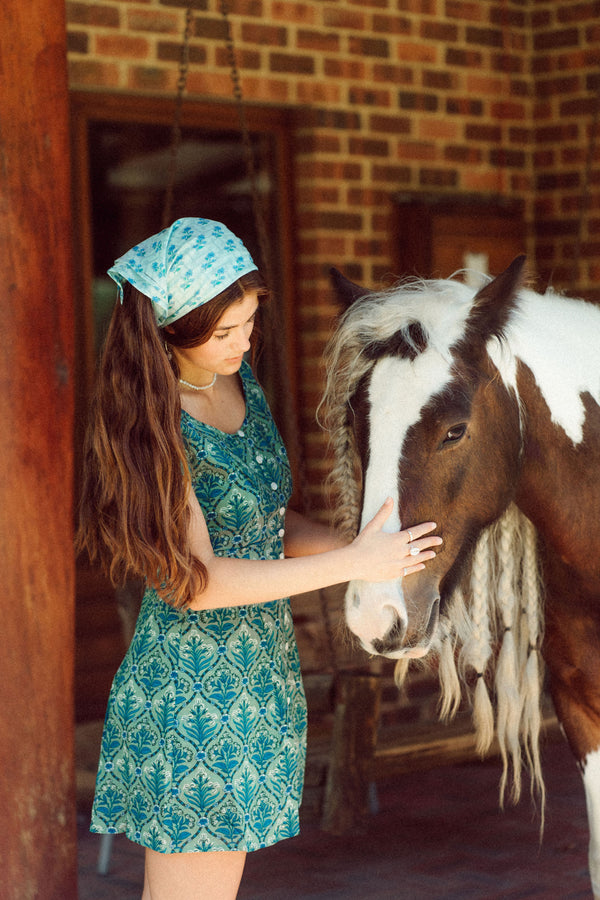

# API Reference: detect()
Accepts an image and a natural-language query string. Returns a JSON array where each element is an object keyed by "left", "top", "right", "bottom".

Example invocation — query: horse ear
[
  {"left": 468, "top": 254, "right": 527, "bottom": 339},
  {"left": 329, "top": 267, "right": 369, "bottom": 309}
]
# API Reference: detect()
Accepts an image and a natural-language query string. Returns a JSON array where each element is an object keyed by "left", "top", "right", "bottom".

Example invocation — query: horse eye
[{"left": 442, "top": 423, "right": 467, "bottom": 445}]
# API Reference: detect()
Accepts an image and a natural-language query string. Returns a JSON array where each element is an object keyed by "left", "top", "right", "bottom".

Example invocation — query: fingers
[
  {"left": 404, "top": 521, "right": 439, "bottom": 543},
  {"left": 362, "top": 497, "right": 394, "bottom": 533}
]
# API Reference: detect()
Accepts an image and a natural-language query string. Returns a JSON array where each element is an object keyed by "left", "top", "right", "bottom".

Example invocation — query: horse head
[{"left": 324, "top": 256, "right": 527, "bottom": 660}]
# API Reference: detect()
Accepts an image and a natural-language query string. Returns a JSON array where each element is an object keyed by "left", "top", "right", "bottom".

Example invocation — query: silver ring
[
  {"left": 410, "top": 546, "right": 420, "bottom": 557},
  {"left": 407, "top": 529, "right": 414, "bottom": 542},
  {"left": 403, "top": 567, "right": 408, "bottom": 577}
]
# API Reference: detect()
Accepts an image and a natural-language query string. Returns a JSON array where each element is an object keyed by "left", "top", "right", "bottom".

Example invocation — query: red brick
[
  {"left": 557, "top": 1, "right": 600, "bottom": 24},
  {"left": 96, "top": 35, "right": 149, "bottom": 59},
  {"left": 214, "top": 46, "right": 259, "bottom": 69},
  {"left": 68, "top": 58, "right": 121, "bottom": 87},
  {"left": 296, "top": 81, "right": 342, "bottom": 104},
  {"left": 490, "top": 100, "right": 527, "bottom": 119},
  {"left": 396, "top": 41, "right": 437, "bottom": 63},
  {"left": 270, "top": 52, "right": 314, "bottom": 75},
  {"left": 242, "top": 23, "right": 287, "bottom": 45},
  {"left": 295, "top": 133, "right": 341, "bottom": 154},
  {"left": 127, "top": 8, "right": 180, "bottom": 33},
  {"left": 444, "top": 145, "right": 483, "bottom": 164},
  {"left": 235, "top": 76, "right": 290, "bottom": 103},
  {"left": 322, "top": 7, "right": 366, "bottom": 29},
  {"left": 348, "top": 136, "right": 390, "bottom": 157},
  {"left": 419, "top": 167, "right": 458, "bottom": 188},
  {"left": 128, "top": 64, "right": 172, "bottom": 91},
  {"left": 397, "top": 0, "right": 436, "bottom": 11},
  {"left": 160, "top": 0, "right": 209, "bottom": 8},
  {"left": 533, "top": 28, "right": 580, "bottom": 51},
  {"left": 373, "top": 64, "right": 414, "bottom": 85},
  {"left": 347, "top": 188, "right": 389, "bottom": 206},
  {"left": 463, "top": 169, "right": 506, "bottom": 192},
  {"left": 446, "top": 47, "right": 482, "bottom": 68},
  {"left": 324, "top": 58, "right": 366, "bottom": 80},
  {"left": 67, "top": 31, "right": 89, "bottom": 53},
  {"left": 465, "top": 25, "right": 504, "bottom": 48},
  {"left": 193, "top": 16, "right": 229, "bottom": 40},
  {"left": 445, "top": 0, "right": 483, "bottom": 20},
  {"left": 371, "top": 164, "right": 411, "bottom": 183},
  {"left": 561, "top": 96, "right": 600, "bottom": 116},
  {"left": 397, "top": 141, "right": 436, "bottom": 161},
  {"left": 348, "top": 37, "right": 390, "bottom": 58},
  {"left": 66, "top": 1, "right": 119, "bottom": 27},
  {"left": 296, "top": 30, "right": 340, "bottom": 53},
  {"left": 490, "top": 6, "right": 527, "bottom": 28},
  {"left": 421, "top": 21, "right": 459, "bottom": 43},
  {"left": 465, "top": 123, "right": 502, "bottom": 142},
  {"left": 419, "top": 118, "right": 459, "bottom": 141},
  {"left": 348, "top": 86, "right": 392, "bottom": 106},
  {"left": 271, "top": 1, "right": 317, "bottom": 24},
  {"left": 369, "top": 114, "right": 411, "bottom": 134},
  {"left": 491, "top": 54, "right": 525, "bottom": 74},
  {"left": 422, "top": 69, "right": 456, "bottom": 90},
  {"left": 372, "top": 14, "right": 412, "bottom": 35}
]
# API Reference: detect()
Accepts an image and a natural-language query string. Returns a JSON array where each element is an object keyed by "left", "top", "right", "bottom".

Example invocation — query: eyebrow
[{"left": 214, "top": 306, "right": 258, "bottom": 332}]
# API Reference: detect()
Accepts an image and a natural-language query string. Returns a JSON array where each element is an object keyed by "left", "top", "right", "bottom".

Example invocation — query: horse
[{"left": 321, "top": 256, "right": 600, "bottom": 897}]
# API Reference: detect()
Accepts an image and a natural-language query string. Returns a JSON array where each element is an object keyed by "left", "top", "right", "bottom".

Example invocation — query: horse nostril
[
  {"left": 372, "top": 609, "right": 405, "bottom": 655},
  {"left": 425, "top": 599, "right": 440, "bottom": 642}
]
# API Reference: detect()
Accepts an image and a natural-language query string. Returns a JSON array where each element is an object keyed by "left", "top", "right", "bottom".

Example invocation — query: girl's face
[{"left": 172, "top": 291, "right": 260, "bottom": 381}]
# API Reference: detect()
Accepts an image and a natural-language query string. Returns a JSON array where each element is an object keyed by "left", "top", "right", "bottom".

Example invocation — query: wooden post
[
  {"left": 0, "top": 2, "right": 77, "bottom": 898},
  {"left": 321, "top": 672, "right": 382, "bottom": 834}
]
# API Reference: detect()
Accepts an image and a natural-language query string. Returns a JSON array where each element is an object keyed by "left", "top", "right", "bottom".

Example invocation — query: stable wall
[{"left": 65, "top": 0, "right": 600, "bottom": 506}]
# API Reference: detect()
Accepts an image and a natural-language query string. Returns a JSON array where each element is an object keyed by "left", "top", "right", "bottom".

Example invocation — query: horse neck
[{"left": 507, "top": 292, "right": 600, "bottom": 556}]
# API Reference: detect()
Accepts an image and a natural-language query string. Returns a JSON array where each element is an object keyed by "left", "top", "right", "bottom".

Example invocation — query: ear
[
  {"left": 329, "top": 267, "right": 369, "bottom": 309},
  {"left": 466, "top": 254, "right": 527, "bottom": 341}
]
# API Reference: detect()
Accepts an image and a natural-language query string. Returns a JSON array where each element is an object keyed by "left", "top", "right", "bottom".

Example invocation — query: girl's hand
[{"left": 349, "top": 498, "right": 442, "bottom": 582}]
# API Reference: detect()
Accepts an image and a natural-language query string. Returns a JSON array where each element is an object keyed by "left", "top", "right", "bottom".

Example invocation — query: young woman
[{"left": 77, "top": 218, "right": 441, "bottom": 900}]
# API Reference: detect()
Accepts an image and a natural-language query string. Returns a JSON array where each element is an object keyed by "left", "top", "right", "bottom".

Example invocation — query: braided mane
[{"left": 320, "top": 275, "right": 545, "bottom": 814}]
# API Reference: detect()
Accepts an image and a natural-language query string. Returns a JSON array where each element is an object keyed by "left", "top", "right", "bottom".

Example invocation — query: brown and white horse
[{"left": 321, "top": 256, "right": 600, "bottom": 896}]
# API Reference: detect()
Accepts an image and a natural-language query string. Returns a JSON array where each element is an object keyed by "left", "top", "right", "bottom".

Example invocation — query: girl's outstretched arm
[
  {"left": 187, "top": 492, "right": 441, "bottom": 612},
  {"left": 283, "top": 508, "right": 347, "bottom": 557}
]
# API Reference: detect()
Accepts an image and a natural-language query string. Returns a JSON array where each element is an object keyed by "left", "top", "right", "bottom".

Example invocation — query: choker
[{"left": 179, "top": 372, "right": 217, "bottom": 391}]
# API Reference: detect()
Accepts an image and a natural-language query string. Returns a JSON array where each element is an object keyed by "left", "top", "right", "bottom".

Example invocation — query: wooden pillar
[
  {"left": 0, "top": 2, "right": 77, "bottom": 899},
  {"left": 321, "top": 672, "right": 382, "bottom": 834}
]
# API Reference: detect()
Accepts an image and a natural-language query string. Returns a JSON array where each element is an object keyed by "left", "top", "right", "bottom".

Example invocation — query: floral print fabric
[{"left": 90, "top": 362, "right": 307, "bottom": 852}]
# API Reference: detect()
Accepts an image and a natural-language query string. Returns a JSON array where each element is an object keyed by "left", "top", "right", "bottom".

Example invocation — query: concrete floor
[{"left": 78, "top": 736, "right": 592, "bottom": 899}]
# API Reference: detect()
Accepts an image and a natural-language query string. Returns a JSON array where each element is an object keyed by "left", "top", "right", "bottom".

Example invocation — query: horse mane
[{"left": 320, "top": 274, "right": 545, "bottom": 816}]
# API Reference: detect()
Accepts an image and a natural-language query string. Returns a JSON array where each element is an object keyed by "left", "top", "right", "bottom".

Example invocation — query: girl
[{"left": 77, "top": 218, "right": 441, "bottom": 899}]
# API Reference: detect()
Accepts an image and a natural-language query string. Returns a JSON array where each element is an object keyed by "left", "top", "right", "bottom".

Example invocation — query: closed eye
[{"left": 440, "top": 423, "right": 467, "bottom": 447}]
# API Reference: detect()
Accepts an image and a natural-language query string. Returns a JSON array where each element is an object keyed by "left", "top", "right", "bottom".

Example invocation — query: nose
[
  {"left": 236, "top": 329, "right": 252, "bottom": 353},
  {"left": 371, "top": 607, "right": 405, "bottom": 655}
]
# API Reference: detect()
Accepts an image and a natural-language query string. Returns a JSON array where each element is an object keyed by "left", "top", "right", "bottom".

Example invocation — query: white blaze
[{"left": 361, "top": 351, "right": 454, "bottom": 531}]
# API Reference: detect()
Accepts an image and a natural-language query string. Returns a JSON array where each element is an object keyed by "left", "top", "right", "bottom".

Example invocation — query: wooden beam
[{"left": 0, "top": 2, "right": 77, "bottom": 898}]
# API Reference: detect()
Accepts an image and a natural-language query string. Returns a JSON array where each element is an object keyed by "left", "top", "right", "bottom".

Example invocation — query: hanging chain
[
  {"left": 219, "top": 0, "right": 274, "bottom": 291},
  {"left": 218, "top": 0, "right": 339, "bottom": 677},
  {"left": 162, "top": 7, "right": 194, "bottom": 229}
]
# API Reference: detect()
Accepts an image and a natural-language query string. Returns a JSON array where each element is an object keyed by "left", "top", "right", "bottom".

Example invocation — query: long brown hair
[{"left": 76, "top": 271, "right": 268, "bottom": 607}]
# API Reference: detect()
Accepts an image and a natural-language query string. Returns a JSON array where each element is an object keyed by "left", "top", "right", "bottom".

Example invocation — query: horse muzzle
[{"left": 345, "top": 577, "right": 441, "bottom": 660}]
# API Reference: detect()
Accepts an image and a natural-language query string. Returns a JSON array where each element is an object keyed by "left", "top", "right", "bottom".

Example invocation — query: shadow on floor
[{"left": 78, "top": 736, "right": 592, "bottom": 899}]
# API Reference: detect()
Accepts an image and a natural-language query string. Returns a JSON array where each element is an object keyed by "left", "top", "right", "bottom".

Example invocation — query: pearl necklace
[{"left": 179, "top": 372, "right": 217, "bottom": 391}]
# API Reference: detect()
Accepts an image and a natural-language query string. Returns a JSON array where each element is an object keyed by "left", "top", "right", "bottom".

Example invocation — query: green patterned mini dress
[{"left": 90, "top": 361, "right": 307, "bottom": 852}]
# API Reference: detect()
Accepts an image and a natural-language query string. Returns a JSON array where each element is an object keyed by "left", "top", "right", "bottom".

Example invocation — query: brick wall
[
  {"left": 531, "top": 1, "right": 600, "bottom": 296},
  {"left": 66, "top": 0, "right": 600, "bottom": 509}
]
